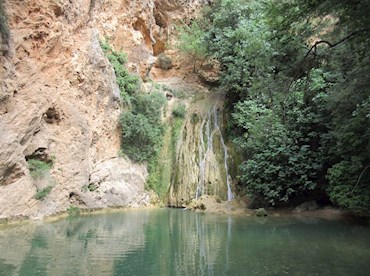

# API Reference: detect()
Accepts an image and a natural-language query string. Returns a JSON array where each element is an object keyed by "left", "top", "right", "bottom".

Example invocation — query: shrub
[
  {"left": 176, "top": 20, "right": 207, "bottom": 72},
  {"left": 88, "top": 183, "right": 98, "bottom": 192},
  {"left": 100, "top": 40, "right": 140, "bottom": 103},
  {"left": 120, "top": 113, "right": 163, "bottom": 162},
  {"left": 120, "top": 92, "right": 166, "bottom": 163},
  {"left": 239, "top": 143, "right": 319, "bottom": 205},
  {"left": 34, "top": 186, "right": 53, "bottom": 200},
  {"left": 132, "top": 92, "right": 167, "bottom": 124},
  {"left": 157, "top": 53, "right": 172, "bottom": 70},
  {"left": 327, "top": 158, "right": 370, "bottom": 213},
  {"left": 172, "top": 103, "right": 187, "bottom": 118}
]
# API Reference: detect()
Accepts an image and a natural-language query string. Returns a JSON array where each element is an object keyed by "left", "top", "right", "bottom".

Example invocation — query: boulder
[
  {"left": 255, "top": 208, "right": 268, "bottom": 217},
  {"left": 294, "top": 201, "right": 319, "bottom": 213}
]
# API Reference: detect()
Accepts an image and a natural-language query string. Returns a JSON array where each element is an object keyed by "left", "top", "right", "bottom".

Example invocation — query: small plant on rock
[
  {"left": 34, "top": 186, "right": 53, "bottom": 200},
  {"left": 27, "top": 159, "right": 53, "bottom": 179},
  {"left": 67, "top": 205, "right": 80, "bottom": 216}
]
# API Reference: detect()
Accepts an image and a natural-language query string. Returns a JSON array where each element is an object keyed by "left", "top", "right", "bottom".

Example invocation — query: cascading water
[
  {"left": 167, "top": 95, "right": 235, "bottom": 207},
  {"left": 196, "top": 105, "right": 233, "bottom": 201}
]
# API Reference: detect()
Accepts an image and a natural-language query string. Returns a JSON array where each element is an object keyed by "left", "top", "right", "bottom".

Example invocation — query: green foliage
[
  {"left": 28, "top": 159, "right": 55, "bottom": 200},
  {"left": 199, "top": 0, "right": 370, "bottom": 212},
  {"left": 120, "top": 92, "right": 167, "bottom": 163},
  {"left": 232, "top": 100, "right": 285, "bottom": 153},
  {"left": 171, "top": 117, "right": 184, "bottom": 156},
  {"left": 146, "top": 114, "right": 185, "bottom": 198},
  {"left": 34, "top": 186, "right": 53, "bottom": 200},
  {"left": 172, "top": 103, "right": 187, "bottom": 118},
  {"left": 233, "top": 99, "right": 321, "bottom": 204},
  {"left": 81, "top": 183, "right": 99, "bottom": 193},
  {"left": 27, "top": 159, "right": 53, "bottom": 179},
  {"left": 176, "top": 20, "right": 208, "bottom": 72},
  {"left": 327, "top": 158, "right": 370, "bottom": 214},
  {"left": 87, "top": 183, "right": 98, "bottom": 192},
  {"left": 171, "top": 89, "right": 186, "bottom": 99},
  {"left": 100, "top": 40, "right": 140, "bottom": 103},
  {"left": 132, "top": 92, "right": 167, "bottom": 124},
  {"left": 120, "top": 112, "right": 163, "bottom": 162}
]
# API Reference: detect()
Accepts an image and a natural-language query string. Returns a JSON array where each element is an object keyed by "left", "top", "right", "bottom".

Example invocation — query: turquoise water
[{"left": 0, "top": 209, "right": 370, "bottom": 275}]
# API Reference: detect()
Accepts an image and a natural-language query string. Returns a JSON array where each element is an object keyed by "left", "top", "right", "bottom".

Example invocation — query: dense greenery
[
  {"left": 185, "top": 0, "right": 369, "bottom": 212},
  {"left": 120, "top": 92, "right": 167, "bottom": 163},
  {"left": 176, "top": 21, "right": 208, "bottom": 72},
  {"left": 101, "top": 41, "right": 170, "bottom": 197},
  {"left": 100, "top": 40, "right": 139, "bottom": 104}
]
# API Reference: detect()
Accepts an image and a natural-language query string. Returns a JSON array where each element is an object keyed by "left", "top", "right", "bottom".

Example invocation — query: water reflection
[{"left": 0, "top": 209, "right": 370, "bottom": 275}]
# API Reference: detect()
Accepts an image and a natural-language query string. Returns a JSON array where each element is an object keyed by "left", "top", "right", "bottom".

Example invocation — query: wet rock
[
  {"left": 294, "top": 201, "right": 319, "bottom": 213},
  {"left": 255, "top": 208, "right": 268, "bottom": 217}
]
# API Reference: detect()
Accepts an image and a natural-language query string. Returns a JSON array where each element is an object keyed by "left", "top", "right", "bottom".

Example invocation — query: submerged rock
[{"left": 294, "top": 201, "right": 319, "bottom": 213}]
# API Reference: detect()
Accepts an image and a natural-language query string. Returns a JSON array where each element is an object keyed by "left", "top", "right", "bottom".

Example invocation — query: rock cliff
[{"left": 0, "top": 0, "right": 208, "bottom": 219}]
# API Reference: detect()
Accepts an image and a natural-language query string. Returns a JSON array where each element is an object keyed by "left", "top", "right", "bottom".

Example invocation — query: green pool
[{"left": 0, "top": 209, "right": 369, "bottom": 275}]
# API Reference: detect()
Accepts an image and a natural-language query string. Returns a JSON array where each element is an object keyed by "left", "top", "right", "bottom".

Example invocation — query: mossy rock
[{"left": 255, "top": 208, "right": 268, "bottom": 217}]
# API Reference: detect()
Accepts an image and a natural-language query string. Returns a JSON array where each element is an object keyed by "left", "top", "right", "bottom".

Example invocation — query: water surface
[{"left": 0, "top": 209, "right": 369, "bottom": 275}]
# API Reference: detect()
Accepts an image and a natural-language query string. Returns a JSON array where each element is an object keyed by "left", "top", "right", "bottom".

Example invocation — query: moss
[{"left": 146, "top": 114, "right": 185, "bottom": 200}]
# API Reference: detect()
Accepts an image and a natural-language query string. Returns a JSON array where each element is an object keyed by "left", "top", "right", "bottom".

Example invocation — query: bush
[
  {"left": 157, "top": 53, "right": 172, "bottom": 70},
  {"left": 34, "top": 186, "right": 53, "bottom": 200},
  {"left": 120, "top": 112, "right": 163, "bottom": 162},
  {"left": 100, "top": 40, "right": 140, "bottom": 103},
  {"left": 120, "top": 92, "right": 167, "bottom": 162},
  {"left": 233, "top": 99, "right": 322, "bottom": 205},
  {"left": 172, "top": 103, "right": 187, "bottom": 118},
  {"left": 239, "top": 143, "right": 319, "bottom": 205},
  {"left": 327, "top": 158, "right": 370, "bottom": 213},
  {"left": 132, "top": 92, "right": 167, "bottom": 124}
]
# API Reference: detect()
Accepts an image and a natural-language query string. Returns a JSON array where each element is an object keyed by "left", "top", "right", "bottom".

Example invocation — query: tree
[
  {"left": 177, "top": 21, "right": 208, "bottom": 73},
  {"left": 199, "top": 0, "right": 370, "bottom": 212}
]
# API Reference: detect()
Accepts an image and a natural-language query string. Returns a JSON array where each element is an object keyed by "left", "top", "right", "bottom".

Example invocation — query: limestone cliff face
[{"left": 0, "top": 0, "right": 206, "bottom": 219}]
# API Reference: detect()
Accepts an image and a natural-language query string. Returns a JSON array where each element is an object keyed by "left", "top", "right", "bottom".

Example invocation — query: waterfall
[
  {"left": 213, "top": 107, "right": 234, "bottom": 201},
  {"left": 196, "top": 105, "right": 233, "bottom": 201}
]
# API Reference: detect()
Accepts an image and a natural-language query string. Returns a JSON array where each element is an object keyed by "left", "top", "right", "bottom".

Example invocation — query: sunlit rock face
[{"left": 0, "top": 0, "right": 210, "bottom": 219}]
